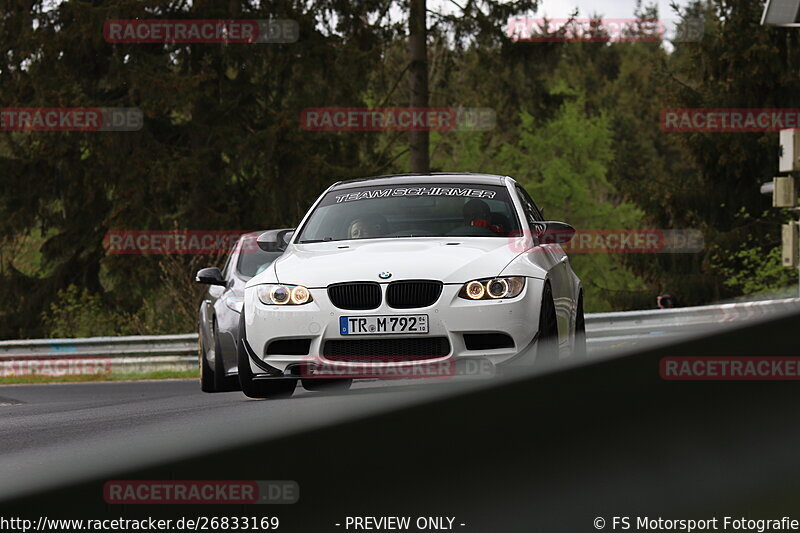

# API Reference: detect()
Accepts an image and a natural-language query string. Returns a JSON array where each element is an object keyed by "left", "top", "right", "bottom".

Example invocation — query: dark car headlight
[
  {"left": 256, "top": 284, "right": 312, "bottom": 305},
  {"left": 459, "top": 277, "right": 526, "bottom": 300}
]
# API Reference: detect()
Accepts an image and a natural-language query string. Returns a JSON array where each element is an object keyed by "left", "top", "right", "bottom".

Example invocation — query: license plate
[{"left": 339, "top": 315, "right": 429, "bottom": 335}]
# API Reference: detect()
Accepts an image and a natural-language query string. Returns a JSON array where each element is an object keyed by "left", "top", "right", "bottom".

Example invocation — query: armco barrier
[
  {"left": 0, "top": 334, "right": 198, "bottom": 373},
  {"left": 585, "top": 297, "right": 800, "bottom": 349},
  {"left": 1, "top": 298, "right": 798, "bottom": 372}
]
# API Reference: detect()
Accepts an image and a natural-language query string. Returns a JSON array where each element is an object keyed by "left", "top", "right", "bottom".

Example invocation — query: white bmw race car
[{"left": 237, "top": 173, "right": 585, "bottom": 398}]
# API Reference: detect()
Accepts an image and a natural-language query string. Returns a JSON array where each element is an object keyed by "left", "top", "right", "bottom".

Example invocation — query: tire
[
  {"left": 301, "top": 379, "right": 353, "bottom": 392},
  {"left": 536, "top": 282, "right": 559, "bottom": 366},
  {"left": 212, "top": 321, "right": 241, "bottom": 392},
  {"left": 199, "top": 334, "right": 217, "bottom": 393},
  {"left": 572, "top": 292, "right": 587, "bottom": 360},
  {"left": 237, "top": 346, "right": 296, "bottom": 399},
  {"left": 200, "top": 321, "right": 241, "bottom": 393},
  {"left": 237, "top": 314, "right": 297, "bottom": 399}
]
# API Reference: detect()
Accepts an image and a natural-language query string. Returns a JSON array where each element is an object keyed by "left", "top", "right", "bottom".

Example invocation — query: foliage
[
  {"left": 41, "top": 285, "right": 134, "bottom": 338},
  {"left": 714, "top": 239, "right": 797, "bottom": 295},
  {"left": 660, "top": 0, "right": 800, "bottom": 301},
  {"left": 2, "top": 0, "right": 799, "bottom": 337},
  {"left": 433, "top": 91, "right": 647, "bottom": 311},
  {"left": 1, "top": 0, "right": 402, "bottom": 337}
]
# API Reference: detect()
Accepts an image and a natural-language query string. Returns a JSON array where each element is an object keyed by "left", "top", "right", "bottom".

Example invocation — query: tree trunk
[{"left": 408, "top": 0, "right": 429, "bottom": 174}]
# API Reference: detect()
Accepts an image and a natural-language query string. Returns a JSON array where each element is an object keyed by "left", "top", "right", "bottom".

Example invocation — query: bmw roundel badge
[{"left": 378, "top": 272, "right": 392, "bottom": 279}]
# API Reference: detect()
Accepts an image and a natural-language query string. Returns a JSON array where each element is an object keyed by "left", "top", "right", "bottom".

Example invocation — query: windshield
[
  {"left": 235, "top": 237, "right": 283, "bottom": 278},
  {"left": 296, "top": 183, "right": 521, "bottom": 242}
]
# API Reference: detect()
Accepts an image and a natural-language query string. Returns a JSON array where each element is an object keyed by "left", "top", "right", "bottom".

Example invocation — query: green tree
[
  {"left": 661, "top": 0, "right": 800, "bottom": 300},
  {"left": 433, "top": 88, "right": 647, "bottom": 311},
  {"left": 0, "top": 0, "right": 401, "bottom": 338}
]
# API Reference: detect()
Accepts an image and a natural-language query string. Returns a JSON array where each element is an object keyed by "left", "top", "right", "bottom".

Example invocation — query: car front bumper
[{"left": 241, "top": 280, "right": 545, "bottom": 378}]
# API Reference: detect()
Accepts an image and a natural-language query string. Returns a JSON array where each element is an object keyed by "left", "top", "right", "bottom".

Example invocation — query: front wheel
[
  {"left": 238, "top": 352, "right": 297, "bottom": 399},
  {"left": 535, "top": 283, "right": 559, "bottom": 367},
  {"left": 200, "top": 322, "right": 241, "bottom": 393},
  {"left": 199, "top": 336, "right": 217, "bottom": 392},
  {"left": 301, "top": 379, "right": 353, "bottom": 392},
  {"left": 572, "top": 292, "right": 587, "bottom": 359},
  {"left": 237, "top": 320, "right": 297, "bottom": 399},
  {"left": 241, "top": 377, "right": 297, "bottom": 399},
  {"left": 213, "top": 321, "right": 242, "bottom": 392}
]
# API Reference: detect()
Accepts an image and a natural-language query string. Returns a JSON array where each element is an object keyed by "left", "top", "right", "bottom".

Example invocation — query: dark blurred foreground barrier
[{"left": 5, "top": 308, "right": 800, "bottom": 531}]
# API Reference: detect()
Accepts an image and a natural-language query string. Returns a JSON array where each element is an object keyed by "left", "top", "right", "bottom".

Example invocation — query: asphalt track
[{"left": 0, "top": 376, "right": 491, "bottom": 501}]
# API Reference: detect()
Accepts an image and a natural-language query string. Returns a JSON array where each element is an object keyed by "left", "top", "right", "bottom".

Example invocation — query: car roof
[{"left": 331, "top": 172, "right": 509, "bottom": 190}]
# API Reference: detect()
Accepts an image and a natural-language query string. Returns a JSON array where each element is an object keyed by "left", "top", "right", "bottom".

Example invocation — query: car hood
[{"left": 256, "top": 237, "right": 522, "bottom": 287}]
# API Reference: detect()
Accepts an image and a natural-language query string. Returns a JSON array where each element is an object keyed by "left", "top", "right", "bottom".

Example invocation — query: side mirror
[
  {"left": 536, "top": 221, "right": 576, "bottom": 245},
  {"left": 195, "top": 267, "right": 227, "bottom": 286},
  {"left": 257, "top": 228, "right": 295, "bottom": 252}
]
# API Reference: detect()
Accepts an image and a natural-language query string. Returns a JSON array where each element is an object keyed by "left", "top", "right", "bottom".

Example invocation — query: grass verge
[{"left": 0, "top": 369, "right": 200, "bottom": 385}]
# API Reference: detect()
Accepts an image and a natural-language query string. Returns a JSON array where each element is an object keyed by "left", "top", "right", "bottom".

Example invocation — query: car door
[
  {"left": 200, "top": 241, "right": 235, "bottom": 367},
  {"left": 213, "top": 240, "right": 242, "bottom": 372},
  {"left": 514, "top": 185, "right": 573, "bottom": 349}
]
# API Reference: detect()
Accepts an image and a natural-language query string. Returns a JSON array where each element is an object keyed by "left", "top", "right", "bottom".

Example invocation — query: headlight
[
  {"left": 257, "top": 284, "right": 313, "bottom": 305},
  {"left": 458, "top": 277, "right": 525, "bottom": 300},
  {"left": 465, "top": 280, "right": 485, "bottom": 299},
  {"left": 225, "top": 295, "right": 244, "bottom": 313}
]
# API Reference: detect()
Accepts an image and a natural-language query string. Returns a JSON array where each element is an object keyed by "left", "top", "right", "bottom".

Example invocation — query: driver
[
  {"left": 347, "top": 214, "right": 388, "bottom": 239},
  {"left": 463, "top": 199, "right": 504, "bottom": 234}
]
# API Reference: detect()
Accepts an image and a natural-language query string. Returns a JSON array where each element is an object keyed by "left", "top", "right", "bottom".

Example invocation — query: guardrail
[
  {"left": 586, "top": 297, "right": 800, "bottom": 349},
  {"left": 0, "top": 334, "right": 198, "bottom": 373},
  {"left": 1, "top": 298, "right": 799, "bottom": 374}
]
